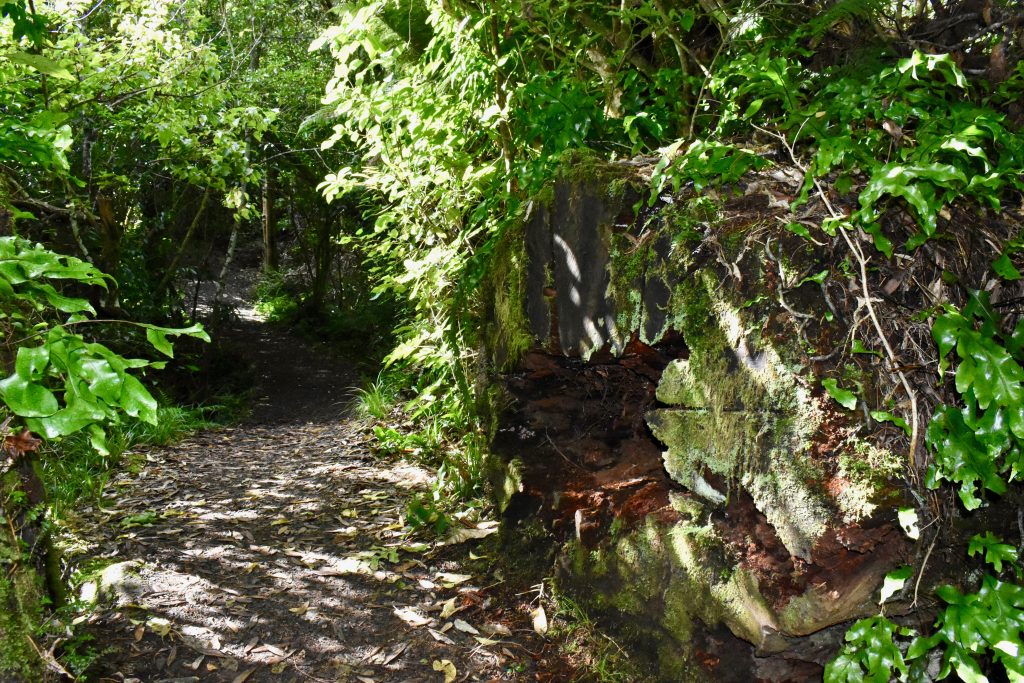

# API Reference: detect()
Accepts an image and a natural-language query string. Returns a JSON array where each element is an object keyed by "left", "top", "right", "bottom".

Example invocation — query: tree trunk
[
  {"left": 213, "top": 222, "right": 240, "bottom": 306},
  {"left": 262, "top": 166, "right": 279, "bottom": 273},
  {"left": 310, "top": 214, "right": 334, "bottom": 314},
  {"left": 155, "top": 188, "right": 210, "bottom": 298}
]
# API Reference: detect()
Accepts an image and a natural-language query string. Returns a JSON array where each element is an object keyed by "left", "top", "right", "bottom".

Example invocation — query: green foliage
[
  {"left": 649, "top": 139, "right": 768, "bottom": 204},
  {"left": 826, "top": 616, "right": 911, "bottom": 682},
  {"left": 968, "top": 532, "right": 1020, "bottom": 574},
  {"left": 827, "top": 560, "right": 1024, "bottom": 683},
  {"left": 906, "top": 575, "right": 1024, "bottom": 682},
  {"left": 823, "top": 378, "right": 859, "bottom": 411},
  {"left": 311, "top": 1, "right": 1024, "bottom": 674},
  {"left": 0, "top": 237, "right": 208, "bottom": 453},
  {"left": 253, "top": 270, "right": 301, "bottom": 323},
  {"left": 926, "top": 293, "right": 1024, "bottom": 510}
]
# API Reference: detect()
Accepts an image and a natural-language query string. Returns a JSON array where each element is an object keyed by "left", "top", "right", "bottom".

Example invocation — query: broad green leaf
[
  {"left": 146, "top": 328, "right": 174, "bottom": 358},
  {"left": 993, "top": 253, "right": 1022, "bottom": 281},
  {"left": 822, "top": 378, "right": 858, "bottom": 410},
  {"left": 120, "top": 374, "right": 158, "bottom": 424},
  {"left": 784, "top": 222, "right": 812, "bottom": 240},
  {"left": 798, "top": 269, "right": 829, "bottom": 286},
  {"left": 0, "top": 375, "right": 59, "bottom": 417},
  {"left": 852, "top": 340, "right": 882, "bottom": 357},
  {"left": 933, "top": 312, "right": 967, "bottom": 374},
  {"left": 6, "top": 51, "right": 74, "bottom": 80},
  {"left": 955, "top": 332, "right": 1024, "bottom": 410},
  {"left": 872, "top": 410, "right": 911, "bottom": 435},
  {"left": 15, "top": 345, "right": 49, "bottom": 380}
]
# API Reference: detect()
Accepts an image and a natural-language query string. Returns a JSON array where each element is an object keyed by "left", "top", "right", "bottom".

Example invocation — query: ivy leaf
[
  {"left": 872, "top": 410, "right": 911, "bottom": 435},
  {"left": 993, "top": 253, "right": 1022, "bottom": 281},
  {"left": 822, "top": 378, "right": 858, "bottom": 410},
  {"left": 879, "top": 566, "right": 913, "bottom": 604},
  {"left": 967, "top": 532, "right": 1019, "bottom": 572}
]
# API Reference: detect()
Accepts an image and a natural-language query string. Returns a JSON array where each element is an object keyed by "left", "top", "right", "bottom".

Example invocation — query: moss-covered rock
[{"left": 489, "top": 161, "right": 910, "bottom": 680}]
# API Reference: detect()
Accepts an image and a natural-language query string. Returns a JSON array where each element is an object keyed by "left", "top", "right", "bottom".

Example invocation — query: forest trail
[{"left": 71, "top": 307, "right": 551, "bottom": 683}]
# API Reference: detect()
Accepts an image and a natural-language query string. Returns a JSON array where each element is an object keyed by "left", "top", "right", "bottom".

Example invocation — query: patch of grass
[
  {"left": 352, "top": 374, "right": 401, "bottom": 420},
  {"left": 550, "top": 595, "right": 636, "bottom": 683}
]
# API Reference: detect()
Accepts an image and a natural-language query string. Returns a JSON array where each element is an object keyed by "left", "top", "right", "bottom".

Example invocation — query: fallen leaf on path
[
  {"left": 453, "top": 619, "right": 479, "bottom": 635},
  {"left": 393, "top": 607, "right": 430, "bottom": 627},
  {"left": 432, "top": 659, "right": 457, "bottom": 683},
  {"left": 445, "top": 526, "right": 498, "bottom": 544},
  {"left": 288, "top": 602, "right": 309, "bottom": 616},
  {"left": 231, "top": 669, "right": 256, "bottom": 683},
  {"left": 439, "top": 597, "right": 458, "bottom": 619},
  {"left": 427, "top": 628, "right": 455, "bottom": 645},
  {"left": 481, "top": 622, "right": 512, "bottom": 637},
  {"left": 436, "top": 572, "right": 472, "bottom": 586},
  {"left": 146, "top": 617, "right": 172, "bottom": 637},
  {"left": 474, "top": 636, "right": 501, "bottom": 646},
  {"left": 532, "top": 606, "right": 548, "bottom": 635},
  {"left": 133, "top": 625, "right": 144, "bottom": 641},
  {"left": 380, "top": 642, "right": 408, "bottom": 666}
]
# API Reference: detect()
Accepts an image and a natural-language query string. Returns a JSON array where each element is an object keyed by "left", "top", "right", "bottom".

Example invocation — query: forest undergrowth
[{"left": 2, "top": 0, "right": 1024, "bottom": 680}]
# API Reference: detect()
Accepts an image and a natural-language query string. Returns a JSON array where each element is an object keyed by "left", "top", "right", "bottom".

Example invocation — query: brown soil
[{"left": 69, "top": 313, "right": 564, "bottom": 683}]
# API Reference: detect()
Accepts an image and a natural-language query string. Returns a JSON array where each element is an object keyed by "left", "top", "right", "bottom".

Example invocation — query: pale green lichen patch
[
  {"left": 644, "top": 281, "right": 832, "bottom": 559},
  {"left": 743, "top": 468, "right": 829, "bottom": 561},
  {"left": 835, "top": 441, "right": 903, "bottom": 523}
]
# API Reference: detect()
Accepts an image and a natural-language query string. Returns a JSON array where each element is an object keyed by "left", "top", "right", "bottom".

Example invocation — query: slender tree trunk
[
  {"left": 262, "top": 166, "right": 278, "bottom": 272},
  {"left": 213, "top": 222, "right": 239, "bottom": 306},
  {"left": 156, "top": 188, "right": 210, "bottom": 298},
  {"left": 310, "top": 214, "right": 333, "bottom": 314}
]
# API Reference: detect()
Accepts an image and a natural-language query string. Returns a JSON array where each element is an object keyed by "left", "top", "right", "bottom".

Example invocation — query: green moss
[
  {"left": 558, "top": 149, "right": 640, "bottom": 192},
  {"left": 644, "top": 277, "right": 833, "bottom": 560},
  {"left": 485, "top": 455, "right": 524, "bottom": 514},
  {"left": 483, "top": 223, "right": 534, "bottom": 370},
  {"left": 607, "top": 231, "right": 651, "bottom": 336}
]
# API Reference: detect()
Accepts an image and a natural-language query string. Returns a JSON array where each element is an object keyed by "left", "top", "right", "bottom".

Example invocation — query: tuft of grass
[
  {"left": 550, "top": 595, "right": 636, "bottom": 683},
  {"left": 352, "top": 374, "right": 400, "bottom": 420}
]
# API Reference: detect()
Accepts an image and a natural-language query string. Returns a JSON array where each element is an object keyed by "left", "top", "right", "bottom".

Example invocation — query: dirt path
[{"left": 71, "top": 314, "right": 556, "bottom": 683}]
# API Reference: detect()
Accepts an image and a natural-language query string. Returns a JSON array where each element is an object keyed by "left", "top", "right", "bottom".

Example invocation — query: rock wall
[{"left": 485, "top": 159, "right": 910, "bottom": 681}]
